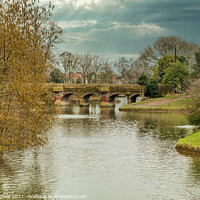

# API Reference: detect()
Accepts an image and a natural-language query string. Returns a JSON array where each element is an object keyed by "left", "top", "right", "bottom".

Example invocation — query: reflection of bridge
[{"left": 52, "top": 84, "right": 144, "bottom": 107}]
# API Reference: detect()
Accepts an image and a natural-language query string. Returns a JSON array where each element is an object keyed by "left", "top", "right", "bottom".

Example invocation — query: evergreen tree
[
  {"left": 136, "top": 73, "right": 149, "bottom": 86},
  {"left": 145, "top": 78, "right": 159, "bottom": 98}
]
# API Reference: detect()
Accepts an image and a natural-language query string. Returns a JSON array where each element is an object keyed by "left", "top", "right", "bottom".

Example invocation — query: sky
[{"left": 40, "top": 0, "right": 200, "bottom": 60}]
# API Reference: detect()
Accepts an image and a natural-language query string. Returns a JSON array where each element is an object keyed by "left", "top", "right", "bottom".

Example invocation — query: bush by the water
[{"left": 188, "top": 110, "right": 200, "bottom": 126}]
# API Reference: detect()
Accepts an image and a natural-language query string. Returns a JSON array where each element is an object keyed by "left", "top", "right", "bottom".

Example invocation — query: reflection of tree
[
  {"left": 0, "top": 151, "right": 46, "bottom": 199},
  {"left": 185, "top": 157, "right": 200, "bottom": 199},
  {"left": 0, "top": 153, "right": 16, "bottom": 195},
  {"left": 19, "top": 151, "right": 44, "bottom": 197},
  {"left": 79, "top": 107, "right": 89, "bottom": 115},
  {"left": 101, "top": 108, "right": 115, "bottom": 120},
  {"left": 188, "top": 158, "right": 200, "bottom": 184},
  {"left": 126, "top": 113, "right": 189, "bottom": 141},
  {"left": 55, "top": 106, "right": 74, "bottom": 115}
]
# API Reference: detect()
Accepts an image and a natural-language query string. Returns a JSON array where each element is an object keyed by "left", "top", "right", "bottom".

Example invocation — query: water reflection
[
  {"left": 188, "top": 158, "right": 200, "bottom": 183},
  {"left": 0, "top": 99, "right": 200, "bottom": 200},
  {"left": 100, "top": 107, "right": 115, "bottom": 119},
  {"left": 0, "top": 151, "right": 47, "bottom": 199},
  {"left": 131, "top": 112, "right": 190, "bottom": 140}
]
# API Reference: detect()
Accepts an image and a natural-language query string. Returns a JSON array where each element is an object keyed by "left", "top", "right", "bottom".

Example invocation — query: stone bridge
[{"left": 51, "top": 84, "right": 144, "bottom": 107}]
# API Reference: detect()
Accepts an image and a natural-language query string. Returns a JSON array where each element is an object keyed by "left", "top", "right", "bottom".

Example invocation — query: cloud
[
  {"left": 59, "top": 20, "right": 166, "bottom": 53},
  {"left": 58, "top": 20, "right": 165, "bottom": 59},
  {"left": 57, "top": 20, "right": 97, "bottom": 29},
  {"left": 40, "top": 0, "right": 122, "bottom": 9},
  {"left": 111, "top": 21, "right": 166, "bottom": 36},
  {"left": 39, "top": 0, "right": 200, "bottom": 60}
]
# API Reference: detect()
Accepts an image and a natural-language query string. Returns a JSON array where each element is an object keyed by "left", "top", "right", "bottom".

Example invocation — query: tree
[
  {"left": 114, "top": 57, "right": 136, "bottom": 84},
  {"left": 60, "top": 52, "right": 113, "bottom": 84},
  {"left": 145, "top": 78, "right": 159, "bottom": 98},
  {"left": 86, "top": 55, "right": 104, "bottom": 84},
  {"left": 50, "top": 68, "right": 64, "bottom": 83},
  {"left": 78, "top": 53, "right": 93, "bottom": 84},
  {"left": 134, "top": 57, "right": 152, "bottom": 76},
  {"left": 99, "top": 64, "right": 114, "bottom": 84},
  {"left": 177, "top": 56, "right": 188, "bottom": 64},
  {"left": 31, "top": 3, "right": 62, "bottom": 65},
  {"left": 137, "top": 74, "right": 158, "bottom": 98},
  {"left": 60, "top": 52, "right": 79, "bottom": 83},
  {"left": 137, "top": 36, "right": 198, "bottom": 71},
  {"left": 163, "top": 63, "right": 189, "bottom": 89},
  {"left": 153, "top": 55, "right": 175, "bottom": 81},
  {"left": 78, "top": 53, "right": 105, "bottom": 84},
  {"left": 136, "top": 73, "right": 149, "bottom": 86},
  {"left": 186, "top": 79, "right": 200, "bottom": 126},
  {"left": 0, "top": 0, "right": 55, "bottom": 151},
  {"left": 191, "top": 49, "right": 200, "bottom": 78}
]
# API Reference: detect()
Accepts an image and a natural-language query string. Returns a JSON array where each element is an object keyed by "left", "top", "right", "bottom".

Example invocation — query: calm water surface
[{"left": 0, "top": 98, "right": 200, "bottom": 200}]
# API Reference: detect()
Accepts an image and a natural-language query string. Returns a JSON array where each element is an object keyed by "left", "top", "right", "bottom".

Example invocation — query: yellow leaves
[{"left": 0, "top": 0, "right": 55, "bottom": 152}]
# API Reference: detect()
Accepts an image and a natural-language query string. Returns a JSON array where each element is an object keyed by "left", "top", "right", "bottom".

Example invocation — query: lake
[{"left": 0, "top": 98, "right": 200, "bottom": 200}]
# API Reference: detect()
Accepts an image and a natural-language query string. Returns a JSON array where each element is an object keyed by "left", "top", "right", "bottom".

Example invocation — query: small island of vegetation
[
  {"left": 175, "top": 79, "right": 200, "bottom": 155},
  {"left": 176, "top": 130, "right": 200, "bottom": 155}
]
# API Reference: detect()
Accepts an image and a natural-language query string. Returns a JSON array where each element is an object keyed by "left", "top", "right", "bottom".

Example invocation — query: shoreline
[
  {"left": 175, "top": 143, "right": 200, "bottom": 156},
  {"left": 175, "top": 130, "right": 200, "bottom": 156},
  {"left": 119, "top": 107, "right": 186, "bottom": 113}
]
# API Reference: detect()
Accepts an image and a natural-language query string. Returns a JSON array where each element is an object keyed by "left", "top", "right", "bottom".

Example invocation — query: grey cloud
[{"left": 47, "top": 0, "right": 200, "bottom": 59}]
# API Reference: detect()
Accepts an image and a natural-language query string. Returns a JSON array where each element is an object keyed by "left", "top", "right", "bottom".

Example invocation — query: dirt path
[{"left": 132, "top": 96, "right": 186, "bottom": 108}]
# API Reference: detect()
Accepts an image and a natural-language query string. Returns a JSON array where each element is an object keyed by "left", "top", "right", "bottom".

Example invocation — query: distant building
[
  {"left": 112, "top": 74, "right": 137, "bottom": 84},
  {"left": 64, "top": 72, "right": 84, "bottom": 84},
  {"left": 112, "top": 75, "right": 122, "bottom": 84},
  {"left": 72, "top": 72, "right": 84, "bottom": 84}
]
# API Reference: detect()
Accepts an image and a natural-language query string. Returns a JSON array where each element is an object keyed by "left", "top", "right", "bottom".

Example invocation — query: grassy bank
[
  {"left": 119, "top": 95, "right": 191, "bottom": 113},
  {"left": 176, "top": 130, "right": 200, "bottom": 155}
]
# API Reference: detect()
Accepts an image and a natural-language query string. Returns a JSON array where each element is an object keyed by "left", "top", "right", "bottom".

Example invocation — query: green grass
[
  {"left": 157, "top": 98, "right": 192, "bottom": 109},
  {"left": 120, "top": 95, "right": 191, "bottom": 111},
  {"left": 177, "top": 130, "right": 200, "bottom": 148},
  {"left": 158, "top": 94, "right": 182, "bottom": 99},
  {"left": 123, "top": 95, "right": 171, "bottom": 107},
  {"left": 129, "top": 99, "right": 154, "bottom": 106}
]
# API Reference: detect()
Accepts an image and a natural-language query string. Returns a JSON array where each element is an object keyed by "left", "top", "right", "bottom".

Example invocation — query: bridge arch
[
  {"left": 63, "top": 92, "right": 81, "bottom": 102},
  {"left": 82, "top": 93, "right": 97, "bottom": 103},
  {"left": 130, "top": 94, "right": 141, "bottom": 103},
  {"left": 109, "top": 93, "right": 123, "bottom": 103}
]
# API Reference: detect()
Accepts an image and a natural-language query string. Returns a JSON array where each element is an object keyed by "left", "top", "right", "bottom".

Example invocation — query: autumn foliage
[{"left": 0, "top": 0, "right": 56, "bottom": 151}]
